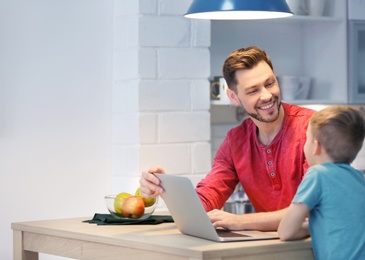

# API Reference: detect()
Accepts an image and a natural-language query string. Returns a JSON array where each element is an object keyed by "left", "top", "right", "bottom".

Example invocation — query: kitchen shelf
[
  {"left": 210, "top": 0, "right": 348, "bottom": 105},
  {"left": 239, "top": 15, "right": 344, "bottom": 25},
  {"left": 285, "top": 15, "right": 343, "bottom": 23}
]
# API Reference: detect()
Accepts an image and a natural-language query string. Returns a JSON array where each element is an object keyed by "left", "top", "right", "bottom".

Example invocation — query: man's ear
[{"left": 226, "top": 88, "right": 241, "bottom": 106}]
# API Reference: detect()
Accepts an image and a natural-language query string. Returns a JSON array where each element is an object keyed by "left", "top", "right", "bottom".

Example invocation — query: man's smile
[{"left": 258, "top": 102, "right": 275, "bottom": 110}]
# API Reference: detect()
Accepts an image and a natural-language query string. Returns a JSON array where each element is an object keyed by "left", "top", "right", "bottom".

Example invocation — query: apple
[
  {"left": 114, "top": 192, "right": 132, "bottom": 214},
  {"left": 135, "top": 187, "right": 156, "bottom": 207},
  {"left": 122, "top": 196, "right": 145, "bottom": 219}
]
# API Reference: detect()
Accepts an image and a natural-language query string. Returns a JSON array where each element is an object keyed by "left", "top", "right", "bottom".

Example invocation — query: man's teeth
[{"left": 260, "top": 103, "right": 274, "bottom": 110}]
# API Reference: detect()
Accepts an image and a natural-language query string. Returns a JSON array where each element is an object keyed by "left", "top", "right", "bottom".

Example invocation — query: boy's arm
[{"left": 278, "top": 203, "right": 310, "bottom": 241}]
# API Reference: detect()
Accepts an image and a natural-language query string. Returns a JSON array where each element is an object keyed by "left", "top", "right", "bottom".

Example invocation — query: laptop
[{"left": 155, "top": 174, "right": 279, "bottom": 242}]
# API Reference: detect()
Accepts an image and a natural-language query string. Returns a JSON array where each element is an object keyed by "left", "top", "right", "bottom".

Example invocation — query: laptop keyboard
[{"left": 216, "top": 229, "right": 250, "bottom": 238}]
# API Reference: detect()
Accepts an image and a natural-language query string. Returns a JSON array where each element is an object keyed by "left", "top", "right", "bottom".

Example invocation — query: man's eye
[
  {"left": 266, "top": 81, "right": 275, "bottom": 87},
  {"left": 247, "top": 89, "right": 258, "bottom": 94}
]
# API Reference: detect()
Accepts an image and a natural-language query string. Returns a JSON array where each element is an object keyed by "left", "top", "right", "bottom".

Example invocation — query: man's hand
[
  {"left": 208, "top": 208, "right": 288, "bottom": 231},
  {"left": 139, "top": 166, "right": 166, "bottom": 198},
  {"left": 207, "top": 209, "right": 243, "bottom": 230}
]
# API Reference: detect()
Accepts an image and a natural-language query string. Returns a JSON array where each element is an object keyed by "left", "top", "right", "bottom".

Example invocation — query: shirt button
[
  {"left": 267, "top": 149, "right": 271, "bottom": 153},
  {"left": 270, "top": 172, "right": 275, "bottom": 177},
  {"left": 268, "top": 161, "right": 273, "bottom": 166}
]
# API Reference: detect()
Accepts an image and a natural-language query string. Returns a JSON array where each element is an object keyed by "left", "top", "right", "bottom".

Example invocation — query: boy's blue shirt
[{"left": 293, "top": 162, "right": 365, "bottom": 260}]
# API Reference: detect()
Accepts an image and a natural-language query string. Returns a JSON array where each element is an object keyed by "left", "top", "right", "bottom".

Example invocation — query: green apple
[{"left": 135, "top": 187, "right": 156, "bottom": 207}]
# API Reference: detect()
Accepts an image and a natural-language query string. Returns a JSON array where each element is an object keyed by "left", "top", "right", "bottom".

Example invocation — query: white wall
[{"left": 0, "top": 1, "right": 113, "bottom": 259}]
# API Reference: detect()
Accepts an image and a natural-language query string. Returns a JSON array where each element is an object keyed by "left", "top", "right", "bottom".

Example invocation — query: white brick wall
[
  {"left": 112, "top": 0, "right": 212, "bottom": 196},
  {"left": 160, "top": 0, "right": 192, "bottom": 15},
  {"left": 159, "top": 111, "right": 210, "bottom": 143},
  {"left": 139, "top": 80, "right": 191, "bottom": 111},
  {"left": 159, "top": 48, "right": 210, "bottom": 78},
  {"left": 140, "top": 144, "right": 191, "bottom": 173},
  {"left": 139, "top": 16, "right": 191, "bottom": 47}
]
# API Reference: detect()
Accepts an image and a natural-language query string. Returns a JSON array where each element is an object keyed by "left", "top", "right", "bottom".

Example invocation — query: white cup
[
  {"left": 210, "top": 77, "right": 231, "bottom": 105},
  {"left": 309, "top": 0, "right": 326, "bottom": 16},
  {"left": 277, "top": 76, "right": 311, "bottom": 101}
]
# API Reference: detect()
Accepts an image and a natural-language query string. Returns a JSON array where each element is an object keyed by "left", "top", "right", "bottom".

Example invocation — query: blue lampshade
[{"left": 185, "top": 0, "right": 293, "bottom": 20}]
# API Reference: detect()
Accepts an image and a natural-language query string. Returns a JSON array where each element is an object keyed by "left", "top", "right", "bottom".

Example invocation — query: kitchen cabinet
[
  {"left": 210, "top": 0, "right": 348, "bottom": 104},
  {"left": 348, "top": 0, "right": 365, "bottom": 103},
  {"left": 349, "top": 20, "right": 365, "bottom": 103}
]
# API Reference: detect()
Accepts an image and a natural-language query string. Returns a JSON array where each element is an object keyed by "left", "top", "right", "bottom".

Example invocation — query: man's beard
[{"left": 245, "top": 98, "right": 282, "bottom": 123}]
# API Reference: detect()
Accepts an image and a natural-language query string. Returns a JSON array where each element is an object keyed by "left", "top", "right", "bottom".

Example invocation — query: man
[{"left": 139, "top": 46, "right": 314, "bottom": 231}]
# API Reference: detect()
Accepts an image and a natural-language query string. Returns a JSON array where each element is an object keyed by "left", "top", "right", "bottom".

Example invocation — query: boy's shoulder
[{"left": 306, "top": 162, "right": 359, "bottom": 178}]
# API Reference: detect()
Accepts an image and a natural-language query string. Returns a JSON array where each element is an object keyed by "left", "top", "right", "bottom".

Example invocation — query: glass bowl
[{"left": 105, "top": 194, "right": 158, "bottom": 220}]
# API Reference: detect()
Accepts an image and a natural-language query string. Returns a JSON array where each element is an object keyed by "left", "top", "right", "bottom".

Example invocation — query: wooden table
[{"left": 12, "top": 217, "right": 313, "bottom": 260}]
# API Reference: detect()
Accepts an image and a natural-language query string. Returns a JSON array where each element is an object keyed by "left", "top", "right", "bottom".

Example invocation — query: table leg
[{"left": 13, "top": 230, "right": 39, "bottom": 260}]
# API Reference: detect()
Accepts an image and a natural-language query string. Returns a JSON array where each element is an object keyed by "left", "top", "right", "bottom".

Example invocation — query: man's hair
[
  {"left": 310, "top": 106, "right": 365, "bottom": 163},
  {"left": 222, "top": 46, "right": 274, "bottom": 93}
]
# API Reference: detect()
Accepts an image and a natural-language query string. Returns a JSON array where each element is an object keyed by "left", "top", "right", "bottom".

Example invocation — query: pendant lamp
[{"left": 184, "top": 0, "right": 293, "bottom": 20}]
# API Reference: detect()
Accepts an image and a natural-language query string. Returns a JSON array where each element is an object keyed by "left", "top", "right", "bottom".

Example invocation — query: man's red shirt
[{"left": 197, "top": 103, "right": 315, "bottom": 212}]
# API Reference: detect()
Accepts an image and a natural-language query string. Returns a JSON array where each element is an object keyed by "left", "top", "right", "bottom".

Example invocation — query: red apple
[
  {"left": 122, "top": 196, "right": 145, "bottom": 219},
  {"left": 114, "top": 192, "right": 132, "bottom": 214}
]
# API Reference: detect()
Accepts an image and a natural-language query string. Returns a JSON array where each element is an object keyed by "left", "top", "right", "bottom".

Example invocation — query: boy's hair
[
  {"left": 310, "top": 105, "right": 365, "bottom": 163},
  {"left": 222, "top": 46, "right": 273, "bottom": 93}
]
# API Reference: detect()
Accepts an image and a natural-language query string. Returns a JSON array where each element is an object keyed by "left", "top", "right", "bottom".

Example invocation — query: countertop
[{"left": 12, "top": 216, "right": 314, "bottom": 260}]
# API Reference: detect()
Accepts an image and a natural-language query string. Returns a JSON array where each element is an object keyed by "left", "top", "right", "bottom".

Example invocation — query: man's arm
[
  {"left": 207, "top": 208, "right": 288, "bottom": 231},
  {"left": 278, "top": 203, "right": 310, "bottom": 240}
]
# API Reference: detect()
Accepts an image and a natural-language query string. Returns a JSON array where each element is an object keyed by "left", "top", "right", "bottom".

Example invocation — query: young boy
[{"left": 278, "top": 105, "right": 365, "bottom": 259}]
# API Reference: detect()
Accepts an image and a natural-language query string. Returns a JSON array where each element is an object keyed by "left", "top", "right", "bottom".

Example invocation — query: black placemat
[{"left": 83, "top": 213, "right": 174, "bottom": 225}]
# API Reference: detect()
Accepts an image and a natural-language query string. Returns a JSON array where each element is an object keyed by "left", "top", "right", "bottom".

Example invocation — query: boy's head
[{"left": 305, "top": 106, "right": 365, "bottom": 165}]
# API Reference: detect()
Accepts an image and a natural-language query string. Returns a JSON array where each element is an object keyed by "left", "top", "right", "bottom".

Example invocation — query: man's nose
[{"left": 260, "top": 88, "right": 272, "bottom": 100}]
